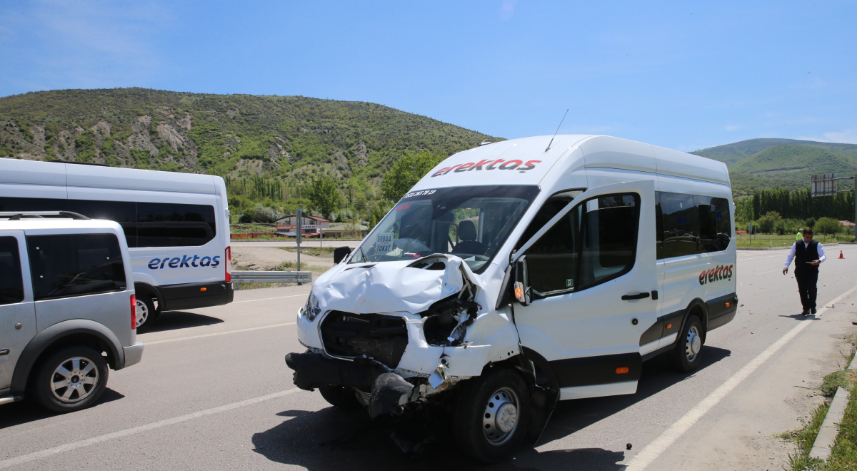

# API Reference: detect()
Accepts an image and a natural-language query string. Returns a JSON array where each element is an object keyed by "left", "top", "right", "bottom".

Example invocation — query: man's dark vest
[{"left": 794, "top": 240, "right": 820, "bottom": 272}]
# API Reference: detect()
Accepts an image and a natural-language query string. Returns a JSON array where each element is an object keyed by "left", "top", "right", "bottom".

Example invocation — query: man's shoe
[
  {"left": 811, "top": 308, "right": 817, "bottom": 315},
  {"left": 802, "top": 309, "right": 810, "bottom": 316}
]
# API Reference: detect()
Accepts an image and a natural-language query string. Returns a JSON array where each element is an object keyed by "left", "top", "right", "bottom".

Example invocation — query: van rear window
[{"left": 27, "top": 234, "right": 126, "bottom": 301}]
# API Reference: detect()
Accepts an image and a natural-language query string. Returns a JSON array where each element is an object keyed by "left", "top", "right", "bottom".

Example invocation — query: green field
[{"left": 735, "top": 233, "right": 852, "bottom": 248}]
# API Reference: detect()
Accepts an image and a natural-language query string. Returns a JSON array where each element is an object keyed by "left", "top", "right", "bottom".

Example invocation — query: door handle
[
  {"left": 621, "top": 292, "right": 651, "bottom": 301},
  {"left": 0, "top": 349, "right": 9, "bottom": 356}
]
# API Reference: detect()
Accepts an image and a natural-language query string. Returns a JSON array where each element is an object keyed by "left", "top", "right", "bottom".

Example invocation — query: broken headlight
[{"left": 301, "top": 292, "right": 322, "bottom": 322}]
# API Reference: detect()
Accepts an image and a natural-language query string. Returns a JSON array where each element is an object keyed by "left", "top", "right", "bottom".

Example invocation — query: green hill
[
  {"left": 0, "top": 88, "right": 497, "bottom": 182},
  {"left": 730, "top": 145, "right": 857, "bottom": 180},
  {"left": 693, "top": 138, "right": 857, "bottom": 164}
]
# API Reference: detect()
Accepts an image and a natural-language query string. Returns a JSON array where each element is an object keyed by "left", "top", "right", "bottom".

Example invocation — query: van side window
[
  {"left": 655, "top": 192, "right": 732, "bottom": 259},
  {"left": 0, "top": 237, "right": 25, "bottom": 305},
  {"left": 658, "top": 193, "right": 700, "bottom": 258},
  {"left": 27, "top": 234, "right": 126, "bottom": 301},
  {"left": 136, "top": 203, "right": 217, "bottom": 247},
  {"left": 526, "top": 193, "right": 639, "bottom": 297}
]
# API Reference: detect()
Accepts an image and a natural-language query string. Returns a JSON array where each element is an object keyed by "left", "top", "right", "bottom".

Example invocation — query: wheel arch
[
  {"left": 11, "top": 320, "right": 125, "bottom": 395},
  {"left": 134, "top": 282, "right": 164, "bottom": 311},
  {"left": 682, "top": 298, "right": 709, "bottom": 341}
]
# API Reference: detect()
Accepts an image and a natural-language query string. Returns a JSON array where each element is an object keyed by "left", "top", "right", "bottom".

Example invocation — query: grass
[
  {"left": 783, "top": 336, "right": 857, "bottom": 470},
  {"left": 735, "top": 233, "right": 851, "bottom": 248}
]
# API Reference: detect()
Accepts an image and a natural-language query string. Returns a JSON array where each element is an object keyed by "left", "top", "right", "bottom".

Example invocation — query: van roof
[
  {"left": 411, "top": 134, "right": 730, "bottom": 191},
  {"left": 0, "top": 157, "right": 220, "bottom": 195},
  {"left": 0, "top": 218, "right": 124, "bottom": 232}
]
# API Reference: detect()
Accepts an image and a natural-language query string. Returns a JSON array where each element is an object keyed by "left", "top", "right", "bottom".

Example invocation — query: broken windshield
[{"left": 350, "top": 185, "right": 540, "bottom": 273}]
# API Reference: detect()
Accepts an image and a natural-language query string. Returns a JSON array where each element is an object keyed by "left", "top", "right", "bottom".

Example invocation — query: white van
[
  {"left": 286, "top": 135, "right": 737, "bottom": 462},
  {"left": 0, "top": 217, "right": 142, "bottom": 412},
  {"left": 0, "top": 158, "right": 233, "bottom": 330}
]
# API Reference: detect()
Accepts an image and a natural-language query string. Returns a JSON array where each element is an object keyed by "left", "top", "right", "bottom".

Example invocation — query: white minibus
[
  {"left": 0, "top": 158, "right": 233, "bottom": 330},
  {"left": 286, "top": 135, "right": 737, "bottom": 462}
]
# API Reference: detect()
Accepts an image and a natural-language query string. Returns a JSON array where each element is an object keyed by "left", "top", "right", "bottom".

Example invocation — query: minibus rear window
[
  {"left": 27, "top": 234, "right": 126, "bottom": 301},
  {"left": 349, "top": 186, "right": 540, "bottom": 273}
]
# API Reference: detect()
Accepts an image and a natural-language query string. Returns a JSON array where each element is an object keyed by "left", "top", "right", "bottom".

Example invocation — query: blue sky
[{"left": 1, "top": 0, "right": 856, "bottom": 151}]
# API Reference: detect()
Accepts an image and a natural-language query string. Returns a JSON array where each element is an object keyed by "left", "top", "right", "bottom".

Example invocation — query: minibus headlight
[{"left": 301, "top": 292, "right": 321, "bottom": 322}]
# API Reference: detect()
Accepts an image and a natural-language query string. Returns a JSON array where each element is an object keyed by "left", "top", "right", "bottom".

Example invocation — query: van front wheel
[
  {"left": 671, "top": 314, "right": 704, "bottom": 372},
  {"left": 453, "top": 368, "right": 531, "bottom": 463}
]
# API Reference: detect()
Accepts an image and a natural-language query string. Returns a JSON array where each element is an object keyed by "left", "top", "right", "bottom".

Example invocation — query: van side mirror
[
  {"left": 333, "top": 246, "right": 352, "bottom": 264},
  {"left": 513, "top": 256, "right": 531, "bottom": 306}
]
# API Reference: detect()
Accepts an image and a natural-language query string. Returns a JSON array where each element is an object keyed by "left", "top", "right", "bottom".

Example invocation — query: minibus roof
[{"left": 411, "top": 134, "right": 730, "bottom": 191}]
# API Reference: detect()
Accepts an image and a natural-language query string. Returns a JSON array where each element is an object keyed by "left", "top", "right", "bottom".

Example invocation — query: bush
[
  {"left": 757, "top": 211, "right": 783, "bottom": 234},
  {"left": 815, "top": 217, "right": 843, "bottom": 236}
]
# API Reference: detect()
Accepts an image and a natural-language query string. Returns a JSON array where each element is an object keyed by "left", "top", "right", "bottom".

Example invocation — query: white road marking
[
  {"left": 0, "top": 388, "right": 303, "bottom": 469},
  {"left": 624, "top": 282, "right": 857, "bottom": 471},
  {"left": 145, "top": 322, "right": 295, "bottom": 345}
]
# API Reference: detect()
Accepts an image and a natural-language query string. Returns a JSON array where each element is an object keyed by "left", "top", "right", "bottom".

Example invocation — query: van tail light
[
  {"left": 130, "top": 294, "right": 137, "bottom": 330},
  {"left": 225, "top": 246, "right": 232, "bottom": 282}
]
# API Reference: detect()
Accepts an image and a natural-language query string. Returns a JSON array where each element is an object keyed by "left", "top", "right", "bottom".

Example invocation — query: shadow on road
[
  {"left": 0, "top": 388, "right": 125, "bottom": 428},
  {"left": 252, "top": 347, "right": 731, "bottom": 471},
  {"left": 777, "top": 313, "right": 823, "bottom": 321},
  {"left": 142, "top": 311, "right": 224, "bottom": 333}
]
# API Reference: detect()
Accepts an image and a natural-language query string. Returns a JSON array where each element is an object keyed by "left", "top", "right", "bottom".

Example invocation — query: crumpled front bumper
[{"left": 285, "top": 352, "right": 416, "bottom": 417}]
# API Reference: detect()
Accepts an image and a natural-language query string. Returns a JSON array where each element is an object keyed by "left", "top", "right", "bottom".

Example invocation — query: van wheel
[
  {"left": 453, "top": 368, "right": 531, "bottom": 463},
  {"left": 318, "top": 384, "right": 361, "bottom": 411},
  {"left": 135, "top": 295, "right": 157, "bottom": 331},
  {"left": 32, "top": 346, "right": 109, "bottom": 413},
  {"left": 671, "top": 315, "right": 704, "bottom": 372}
]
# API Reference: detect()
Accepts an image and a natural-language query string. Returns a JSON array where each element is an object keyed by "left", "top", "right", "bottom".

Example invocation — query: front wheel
[
  {"left": 453, "top": 368, "right": 531, "bottom": 463},
  {"left": 32, "top": 346, "right": 109, "bottom": 413},
  {"left": 671, "top": 314, "right": 704, "bottom": 372}
]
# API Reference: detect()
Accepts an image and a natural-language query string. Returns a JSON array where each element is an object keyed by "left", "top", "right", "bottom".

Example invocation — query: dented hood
[{"left": 315, "top": 254, "right": 482, "bottom": 315}]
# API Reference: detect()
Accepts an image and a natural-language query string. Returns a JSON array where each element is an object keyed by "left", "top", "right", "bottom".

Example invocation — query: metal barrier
[{"left": 231, "top": 270, "right": 312, "bottom": 289}]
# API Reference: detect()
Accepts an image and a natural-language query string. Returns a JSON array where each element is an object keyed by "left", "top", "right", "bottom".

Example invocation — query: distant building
[
  {"left": 275, "top": 215, "right": 330, "bottom": 235},
  {"left": 324, "top": 223, "right": 369, "bottom": 238},
  {"left": 840, "top": 220, "right": 855, "bottom": 229}
]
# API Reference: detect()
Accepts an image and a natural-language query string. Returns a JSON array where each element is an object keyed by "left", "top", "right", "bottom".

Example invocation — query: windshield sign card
[{"left": 375, "top": 233, "right": 394, "bottom": 252}]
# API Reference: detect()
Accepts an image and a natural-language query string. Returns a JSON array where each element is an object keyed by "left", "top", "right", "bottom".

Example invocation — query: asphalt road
[{"left": 2, "top": 247, "right": 856, "bottom": 470}]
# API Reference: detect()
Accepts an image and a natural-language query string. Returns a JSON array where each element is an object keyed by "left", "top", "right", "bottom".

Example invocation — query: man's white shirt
[{"left": 784, "top": 240, "right": 826, "bottom": 269}]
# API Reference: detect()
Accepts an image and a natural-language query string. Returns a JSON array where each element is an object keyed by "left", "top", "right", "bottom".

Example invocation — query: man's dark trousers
[{"left": 794, "top": 268, "right": 818, "bottom": 311}]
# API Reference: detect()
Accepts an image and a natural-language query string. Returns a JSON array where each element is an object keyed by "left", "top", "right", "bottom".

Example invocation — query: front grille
[{"left": 320, "top": 311, "right": 408, "bottom": 369}]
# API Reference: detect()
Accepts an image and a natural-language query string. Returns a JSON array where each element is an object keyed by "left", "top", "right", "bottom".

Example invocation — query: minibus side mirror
[
  {"left": 513, "top": 255, "right": 531, "bottom": 306},
  {"left": 333, "top": 246, "right": 352, "bottom": 264}
]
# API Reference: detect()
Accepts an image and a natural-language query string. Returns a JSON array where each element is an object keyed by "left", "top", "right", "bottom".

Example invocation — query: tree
[
  {"left": 381, "top": 151, "right": 446, "bottom": 202},
  {"left": 306, "top": 176, "right": 344, "bottom": 219},
  {"left": 814, "top": 217, "right": 842, "bottom": 235},
  {"left": 756, "top": 211, "right": 782, "bottom": 234}
]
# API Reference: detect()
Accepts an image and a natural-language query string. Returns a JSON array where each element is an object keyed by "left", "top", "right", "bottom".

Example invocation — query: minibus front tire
[
  {"left": 319, "top": 384, "right": 361, "bottom": 411},
  {"left": 453, "top": 368, "right": 531, "bottom": 463},
  {"left": 32, "top": 345, "right": 109, "bottom": 413},
  {"left": 671, "top": 315, "right": 704, "bottom": 373}
]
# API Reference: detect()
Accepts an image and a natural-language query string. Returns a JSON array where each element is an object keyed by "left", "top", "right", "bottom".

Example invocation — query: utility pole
[{"left": 296, "top": 208, "right": 302, "bottom": 284}]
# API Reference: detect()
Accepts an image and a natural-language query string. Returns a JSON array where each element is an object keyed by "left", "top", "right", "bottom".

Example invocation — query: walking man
[{"left": 783, "top": 228, "right": 826, "bottom": 315}]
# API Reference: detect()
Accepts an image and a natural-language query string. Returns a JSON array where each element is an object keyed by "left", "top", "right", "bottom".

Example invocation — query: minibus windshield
[{"left": 350, "top": 185, "right": 540, "bottom": 273}]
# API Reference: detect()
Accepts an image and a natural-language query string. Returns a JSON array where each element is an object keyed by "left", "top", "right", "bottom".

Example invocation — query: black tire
[
  {"left": 318, "top": 384, "right": 362, "bottom": 411},
  {"left": 32, "top": 346, "right": 109, "bottom": 413},
  {"left": 453, "top": 368, "right": 531, "bottom": 463},
  {"left": 135, "top": 295, "right": 157, "bottom": 332},
  {"left": 671, "top": 314, "right": 704, "bottom": 373}
]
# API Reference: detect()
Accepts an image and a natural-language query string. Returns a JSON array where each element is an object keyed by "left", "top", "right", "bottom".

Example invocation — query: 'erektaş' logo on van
[
  {"left": 699, "top": 264, "right": 733, "bottom": 285},
  {"left": 148, "top": 255, "right": 221, "bottom": 270},
  {"left": 431, "top": 159, "right": 542, "bottom": 177}
]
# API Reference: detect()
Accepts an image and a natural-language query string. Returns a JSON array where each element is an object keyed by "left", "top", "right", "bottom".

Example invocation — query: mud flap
[{"left": 520, "top": 347, "right": 561, "bottom": 446}]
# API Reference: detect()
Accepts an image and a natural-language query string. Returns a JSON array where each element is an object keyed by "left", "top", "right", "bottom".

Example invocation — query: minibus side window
[
  {"left": 711, "top": 197, "right": 732, "bottom": 251},
  {"left": 0, "top": 237, "right": 25, "bottom": 305},
  {"left": 658, "top": 193, "right": 700, "bottom": 258},
  {"left": 526, "top": 193, "right": 638, "bottom": 297},
  {"left": 27, "top": 234, "right": 127, "bottom": 301},
  {"left": 136, "top": 203, "right": 217, "bottom": 247}
]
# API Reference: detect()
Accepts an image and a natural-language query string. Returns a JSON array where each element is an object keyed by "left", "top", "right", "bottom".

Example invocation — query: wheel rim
[
  {"left": 482, "top": 387, "right": 520, "bottom": 446},
  {"left": 50, "top": 357, "right": 99, "bottom": 404},
  {"left": 685, "top": 325, "right": 702, "bottom": 362},
  {"left": 135, "top": 299, "right": 149, "bottom": 328}
]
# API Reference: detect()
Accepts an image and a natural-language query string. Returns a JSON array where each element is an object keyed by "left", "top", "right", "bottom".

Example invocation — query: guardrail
[{"left": 231, "top": 270, "right": 312, "bottom": 289}]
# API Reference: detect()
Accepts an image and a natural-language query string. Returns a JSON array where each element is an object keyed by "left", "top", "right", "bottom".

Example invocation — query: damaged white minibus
[{"left": 286, "top": 134, "right": 737, "bottom": 462}]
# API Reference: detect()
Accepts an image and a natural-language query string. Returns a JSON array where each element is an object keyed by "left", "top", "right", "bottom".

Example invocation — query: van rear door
[
  {"left": 0, "top": 231, "right": 36, "bottom": 390},
  {"left": 513, "top": 180, "right": 658, "bottom": 400}
]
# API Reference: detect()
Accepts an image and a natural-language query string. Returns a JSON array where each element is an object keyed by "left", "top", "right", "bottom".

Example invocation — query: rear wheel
[
  {"left": 32, "top": 346, "right": 109, "bottom": 413},
  {"left": 318, "top": 384, "right": 361, "bottom": 411},
  {"left": 671, "top": 314, "right": 704, "bottom": 372},
  {"left": 135, "top": 295, "right": 158, "bottom": 332},
  {"left": 453, "top": 368, "right": 531, "bottom": 463}
]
